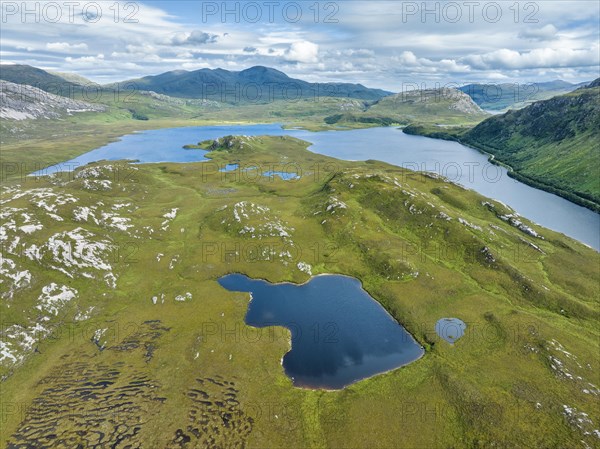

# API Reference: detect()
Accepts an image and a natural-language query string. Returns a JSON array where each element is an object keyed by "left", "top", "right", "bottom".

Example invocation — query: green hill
[
  {"left": 0, "top": 64, "right": 85, "bottom": 96},
  {"left": 462, "top": 81, "right": 600, "bottom": 210},
  {"left": 0, "top": 65, "right": 397, "bottom": 128},
  {"left": 324, "top": 88, "right": 489, "bottom": 126},
  {"left": 1, "top": 65, "right": 491, "bottom": 133},
  {"left": 459, "top": 80, "right": 588, "bottom": 111}
]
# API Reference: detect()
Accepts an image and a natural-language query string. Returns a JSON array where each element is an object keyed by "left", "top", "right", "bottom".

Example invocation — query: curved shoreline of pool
[{"left": 218, "top": 272, "right": 425, "bottom": 390}]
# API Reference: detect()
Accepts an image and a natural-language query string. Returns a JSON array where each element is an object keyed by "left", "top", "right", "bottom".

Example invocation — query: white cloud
[
  {"left": 396, "top": 51, "right": 419, "bottom": 66},
  {"left": 164, "top": 31, "right": 219, "bottom": 46},
  {"left": 392, "top": 51, "right": 469, "bottom": 73},
  {"left": 462, "top": 46, "right": 600, "bottom": 70},
  {"left": 0, "top": 1, "right": 598, "bottom": 85},
  {"left": 64, "top": 54, "right": 106, "bottom": 68},
  {"left": 518, "top": 25, "right": 559, "bottom": 41},
  {"left": 284, "top": 41, "right": 319, "bottom": 63},
  {"left": 46, "top": 42, "right": 88, "bottom": 51}
]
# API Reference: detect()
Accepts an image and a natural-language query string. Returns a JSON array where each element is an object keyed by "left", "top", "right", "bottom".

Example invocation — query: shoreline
[
  {"left": 402, "top": 125, "right": 600, "bottom": 213},
  {"left": 461, "top": 139, "right": 600, "bottom": 213}
]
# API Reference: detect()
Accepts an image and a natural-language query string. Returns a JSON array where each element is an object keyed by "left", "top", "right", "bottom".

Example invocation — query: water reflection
[{"left": 218, "top": 273, "right": 424, "bottom": 389}]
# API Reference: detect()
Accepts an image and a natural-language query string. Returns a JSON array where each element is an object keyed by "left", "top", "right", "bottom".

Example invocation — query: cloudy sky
[{"left": 1, "top": 1, "right": 598, "bottom": 89}]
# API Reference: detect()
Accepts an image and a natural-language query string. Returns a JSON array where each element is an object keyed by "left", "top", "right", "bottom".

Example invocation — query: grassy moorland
[{"left": 1, "top": 136, "right": 598, "bottom": 448}]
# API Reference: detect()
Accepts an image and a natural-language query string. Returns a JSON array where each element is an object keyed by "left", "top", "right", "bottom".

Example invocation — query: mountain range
[
  {"left": 108, "top": 66, "right": 393, "bottom": 102},
  {"left": 3, "top": 64, "right": 590, "bottom": 111},
  {"left": 0, "top": 64, "right": 392, "bottom": 103},
  {"left": 0, "top": 64, "right": 486, "bottom": 126}
]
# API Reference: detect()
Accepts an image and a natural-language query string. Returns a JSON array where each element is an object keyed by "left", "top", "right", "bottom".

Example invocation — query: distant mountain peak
[
  {"left": 459, "top": 80, "right": 585, "bottom": 111},
  {"left": 113, "top": 65, "right": 391, "bottom": 103},
  {"left": 239, "top": 65, "right": 280, "bottom": 74},
  {"left": 168, "top": 69, "right": 189, "bottom": 75}
]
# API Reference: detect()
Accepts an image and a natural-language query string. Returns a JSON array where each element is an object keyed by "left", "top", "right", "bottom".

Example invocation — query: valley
[{"left": 3, "top": 66, "right": 597, "bottom": 215}]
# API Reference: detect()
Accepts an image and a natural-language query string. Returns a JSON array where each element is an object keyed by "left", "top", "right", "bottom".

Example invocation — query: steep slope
[
  {"left": 459, "top": 80, "right": 587, "bottom": 111},
  {"left": 463, "top": 80, "right": 600, "bottom": 209},
  {"left": 0, "top": 80, "right": 106, "bottom": 120},
  {"left": 114, "top": 65, "right": 392, "bottom": 102},
  {"left": 325, "top": 88, "right": 489, "bottom": 126}
]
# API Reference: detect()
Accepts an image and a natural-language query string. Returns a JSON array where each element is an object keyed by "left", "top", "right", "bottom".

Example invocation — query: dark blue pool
[{"left": 218, "top": 273, "right": 424, "bottom": 389}]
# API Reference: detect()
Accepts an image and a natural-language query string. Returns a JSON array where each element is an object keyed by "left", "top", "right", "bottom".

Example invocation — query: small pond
[
  {"left": 218, "top": 273, "right": 424, "bottom": 389},
  {"left": 435, "top": 318, "right": 467, "bottom": 344},
  {"left": 219, "top": 163, "right": 300, "bottom": 180}
]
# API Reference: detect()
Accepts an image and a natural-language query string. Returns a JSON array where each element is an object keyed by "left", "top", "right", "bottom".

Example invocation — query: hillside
[
  {"left": 112, "top": 65, "right": 392, "bottom": 103},
  {"left": 0, "top": 64, "right": 85, "bottom": 95},
  {"left": 1, "top": 135, "right": 598, "bottom": 448},
  {"left": 462, "top": 80, "right": 600, "bottom": 209},
  {"left": 0, "top": 80, "right": 106, "bottom": 120},
  {"left": 0, "top": 66, "right": 492, "bottom": 131},
  {"left": 459, "top": 80, "right": 587, "bottom": 111},
  {"left": 324, "top": 87, "right": 489, "bottom": 126}
]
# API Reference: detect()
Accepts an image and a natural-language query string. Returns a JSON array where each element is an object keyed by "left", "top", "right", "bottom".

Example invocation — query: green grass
[{"left": 1, "top": 135, "right": 598, "bottom": 448}]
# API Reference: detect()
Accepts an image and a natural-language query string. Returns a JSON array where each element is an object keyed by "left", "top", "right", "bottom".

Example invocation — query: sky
[{"left": 1, "top": 1, "right": 599, "bottom": 90}]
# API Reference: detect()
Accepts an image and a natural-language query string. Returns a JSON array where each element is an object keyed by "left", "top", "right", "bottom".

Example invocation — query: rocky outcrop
[
  {"left": 389, "top": 88, "right": 486, "bottom": 115},
  {"left": 0, "top": 80, "right": 106, "bottom": 120}
]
